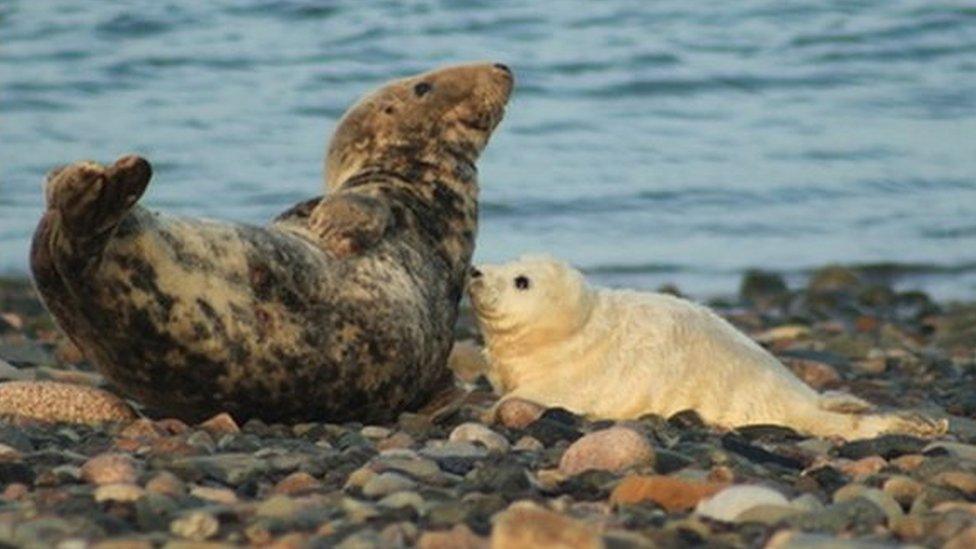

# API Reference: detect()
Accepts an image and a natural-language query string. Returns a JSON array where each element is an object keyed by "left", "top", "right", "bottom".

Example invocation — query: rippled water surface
[{"left": 2, "top": 1, "right": 975, "bottom": 298}]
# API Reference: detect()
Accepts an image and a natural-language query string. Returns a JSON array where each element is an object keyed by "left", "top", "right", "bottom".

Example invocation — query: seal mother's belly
[{"left": 76, "top": 210, "right": 439, "bottom": 422}]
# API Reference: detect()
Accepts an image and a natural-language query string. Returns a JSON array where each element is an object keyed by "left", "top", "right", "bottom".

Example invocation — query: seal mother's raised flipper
[{"left": 30, "top": 62, "right": 513, "bottom": 423}]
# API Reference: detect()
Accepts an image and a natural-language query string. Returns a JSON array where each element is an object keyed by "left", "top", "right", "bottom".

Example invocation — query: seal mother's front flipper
[
  {"left": 38, "top": 155, "right": 152, "bottom": 260},
  {"left": 309, "top": 193, "right": 392, "bottom": 258}
]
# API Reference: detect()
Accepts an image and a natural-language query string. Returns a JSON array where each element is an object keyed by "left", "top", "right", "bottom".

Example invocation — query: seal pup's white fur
[{"left": 467, "top": 255, "right": 946, "bottom": 440}]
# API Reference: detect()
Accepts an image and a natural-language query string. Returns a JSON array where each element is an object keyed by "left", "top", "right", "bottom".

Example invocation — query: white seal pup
[
  {"left": 467, "top": 255, "right": 947, "bottom": 440},
  {"left": 29, "top": 62, "right": 513, "bottom": 423}
]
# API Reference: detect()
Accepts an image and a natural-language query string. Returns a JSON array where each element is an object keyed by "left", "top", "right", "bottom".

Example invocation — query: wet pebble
[
  {"left": 170, "top": 511, "right": 220, "bottom": 541},
  {"left": 695, "top": 485, "right": 789, "bottom": 522},
  {"left": 490, "top": 501, "right": 602, "bottom": 549},
  {"left": 559, "top": 427, "right": 654, "bottom": 476},
  {"left": 611, "top": 475, "right": 728, "bottom": 512},
  {"left": 449, "top": 422, "right": 510, "bottom": 453},
  {"left": 81, "top": 453, "right": 137, "bottom": 485},
  {"left": 494, "top": 398, "right": 545, "bottom": 429},
  {"left": 837, "top": 434, "right": 927, "bottom": 460},
  {"left": 362, "top": 471, "right": 417, "bottom": 499}
]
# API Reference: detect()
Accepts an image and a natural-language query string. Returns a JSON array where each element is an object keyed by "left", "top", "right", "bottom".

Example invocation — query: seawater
[{"left": 2, "top": 1, "right": 975, "bottom": 298}]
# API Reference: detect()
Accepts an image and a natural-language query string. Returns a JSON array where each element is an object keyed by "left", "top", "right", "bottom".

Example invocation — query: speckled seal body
[{"left": 30, "top": 62, "right": 513, "bottom": 423}]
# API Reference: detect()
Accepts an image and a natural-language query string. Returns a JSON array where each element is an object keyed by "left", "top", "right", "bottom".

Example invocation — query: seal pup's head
[
  {"left": 326, "top": 62, "right": 514, "bottom": 190},
  {"left": 467, "top": 255, "right": 596, "bottom": 361}
]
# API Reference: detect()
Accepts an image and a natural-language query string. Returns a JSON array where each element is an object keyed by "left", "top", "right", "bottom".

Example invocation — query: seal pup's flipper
[
  {"left": 309, "top": 193, "right": 392, "bottom": 258},
  {"left": 43, "top": 155, "right": 152, "bottom": 254}
]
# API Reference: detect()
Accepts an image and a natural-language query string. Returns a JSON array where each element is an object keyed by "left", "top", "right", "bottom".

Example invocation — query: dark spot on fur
[
  {"left": 413, "top": 82, "right": 432, "bottom": 97},
  {"left": 273, "top": 197, "right": 322, "bottom": 223}
]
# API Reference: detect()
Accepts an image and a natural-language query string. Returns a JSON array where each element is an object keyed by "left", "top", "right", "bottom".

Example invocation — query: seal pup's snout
[{"left": 469, "top": 266, "right": 483, "bottom": 279}]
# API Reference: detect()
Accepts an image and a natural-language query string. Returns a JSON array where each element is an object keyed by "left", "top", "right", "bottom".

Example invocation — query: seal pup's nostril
[
  {"left": 493, "top": 63, "right": 511, "bottom": 74},
  {"left": 469, "top": 267, "right": 483, "bottom": 279}
]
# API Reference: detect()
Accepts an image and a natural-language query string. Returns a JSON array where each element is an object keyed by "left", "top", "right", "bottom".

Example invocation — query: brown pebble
[
  {"left": 0, "top": 443, "right": 22, "bottom": 460},
  {"left": 935, "top": 471, "right": 976, "bottom": 495},
  {"left": 610, "top": 475, "right": 728, "bottom": 512},
  {"left": 946, "top": 526, "right": 976, "bottom": 549},
  {"left": 148, "top": 435, "right": 197, "bottom": 457},
  {"left": 119, "top": 418, "right": 167, "bottom": 440},
  {"left": 156, "top": 418, "right": 191, "bottom": 434},
  {"left": 273, "top": 471, "right": 322, "bottom": 495},
  {"left": 92, "top": 539, "right": 154, "bottom": 549},
  {"left": 708, "top": 466, "right": 735, "bottom": 484},
  {"left": 494, "top": 398, "right": 545, "bottom": 429},
  {"left": 559, "top": 427, "right": 655, "bottom": 476},
  {"left": 377, "top": 432, "right": 415, "bottom": 451},
  {"left": 419, "top": 524, "right": 487, "bottom": 549},
  {"left": 145, "top": 471, "right": 186, "bottom": 497},
  {"left": 0, "top": 380, "right": 135, "bottom": 425},
  {"left": 94, "top": 483, "right": 145, "bottom": 503},
  {"left": 190, "top": 485, "right": 238, "bottom": 505},
  {"left": 170, "top": 510, "right": 220, "bottom": 541},
  {"left": 840, "top": 456, "right": 887, "bottom": 479},
  {"left": 198, "top": 412, "right": 240, "bottom": 436},
  {"left": 448, "top": 339, "right": 489, "bottom": 383},
  {"left": 782, "top": 358, "right": 841, "bottom": 390},
  {"left": 883, "top": 475, "right": 923, "bottom": 507},
  {"left": 54, "top": 339, "right": 85, "bottom": 365},
  {"left": 1, "top": 483, "right": 28, "bottom": 501},
  {"left": 892, "top": 454, "right": 926, "bottom": 472},
  {"left": 267, "top": 532, "right": 310, "bottom": 549},
  {"left": 490, "top": 501, "right": 602, "bottom": 549},
  {"left": 81, "top": 453, "right": 138, "bottom": 485}
]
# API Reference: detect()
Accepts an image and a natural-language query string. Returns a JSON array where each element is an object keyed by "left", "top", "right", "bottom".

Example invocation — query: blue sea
[{"left": 2, "top": 1, "right": 975, "bottom": 299}]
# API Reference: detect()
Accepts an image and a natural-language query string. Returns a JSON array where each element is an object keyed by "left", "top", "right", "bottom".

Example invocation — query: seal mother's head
[{"left": 326, "top": 62, "right": 514, "bottom": 190}]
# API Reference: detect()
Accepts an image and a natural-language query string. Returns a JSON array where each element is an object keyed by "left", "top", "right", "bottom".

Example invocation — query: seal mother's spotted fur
[
  {"left": 468, "top": 255, "right": 947, "bottom": 440},
  {"left": 30, "top": 62, "right": 513, "bottom": 423}
]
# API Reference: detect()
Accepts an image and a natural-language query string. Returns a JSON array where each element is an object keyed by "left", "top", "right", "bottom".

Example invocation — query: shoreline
[{"left": 2, "top": 263, "right": 976, "bottom": 546}]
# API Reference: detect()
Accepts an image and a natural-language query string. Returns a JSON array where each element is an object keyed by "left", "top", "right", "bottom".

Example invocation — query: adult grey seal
[{"left": 30, "top": 62, "right": 513, "bottom": 423}]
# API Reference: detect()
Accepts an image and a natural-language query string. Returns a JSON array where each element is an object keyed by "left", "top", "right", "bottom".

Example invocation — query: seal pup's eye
[
  {"left": 514, "top": 275, "right": 530, "bottom": 290},
  {"left": 413, "top": 82, "right": 432, "bottom": 97}
]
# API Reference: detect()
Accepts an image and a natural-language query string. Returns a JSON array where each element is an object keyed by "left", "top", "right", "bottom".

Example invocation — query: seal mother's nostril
[{"left": 493, "top": 63, "right": 511, "bottom": 74}]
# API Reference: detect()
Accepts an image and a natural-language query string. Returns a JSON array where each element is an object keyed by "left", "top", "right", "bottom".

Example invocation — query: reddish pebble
[
  {"left": 2, "top": 483, "right": 28, "bottom": 501},
  {"left": 490, "top": 501, "right": 601, "bottom": 549},
  {"left": 610, "top": 475, "right": 728, "bottom": 512},
  {"left": 782, "top": 358, "right": 841, "bottom": 390},
  {"left": 891, "top": 454, "right": 926, "bottom": 472},
  {"left": 559, "top": 427, "right": 655, "bottom": 476},
  {"left": 198, "top": 412, "right": 240, "bottom": 436},
  {"left": 145, "top": 471, "right": 186, "bottom": 497},
  {"left": 190, "top": 485, "right": 238, "bottom": 504},
  {"left": 119, "top": 419, "right": 167, "bottom": 441},
  {"left": 273, "top": 471, "right": 322, "bottom": 495},
  {"left": 840, "top": 456, "right": 887, "bottom": 479},
  {"left": 155, "top": 418, "right": 191, "bottom": 435},
  {"left": 81, "top": 453, "right": 138, "bottom": 485},
  {"left": 0, "top": 380, "right": 135, "bottom": 425},
  {"left": 377, "top": 432, "right": 415, "bottom": 451},
  {"left": 494, "top": 398, "right": 545, "bottom": 429},
  {"left": 418, "top": 524, "right": 487, "bottom": 549}
]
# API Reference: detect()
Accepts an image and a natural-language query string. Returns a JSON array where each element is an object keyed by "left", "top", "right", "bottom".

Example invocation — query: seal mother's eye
[
  {"left": 514, "top": 275, "right": 530, "bottom": 290},
  {"left": 413, "top": 82, "right": 432, "bottom": 97}
]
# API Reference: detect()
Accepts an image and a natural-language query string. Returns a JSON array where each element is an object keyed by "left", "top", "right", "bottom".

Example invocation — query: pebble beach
[{"left": 1, "top": 267, "right": 975, "bottom": 548}]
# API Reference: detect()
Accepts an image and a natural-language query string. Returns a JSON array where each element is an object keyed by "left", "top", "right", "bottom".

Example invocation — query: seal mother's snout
[{"left": 492, "top": 63, "right": 511, "bottom": 75}]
